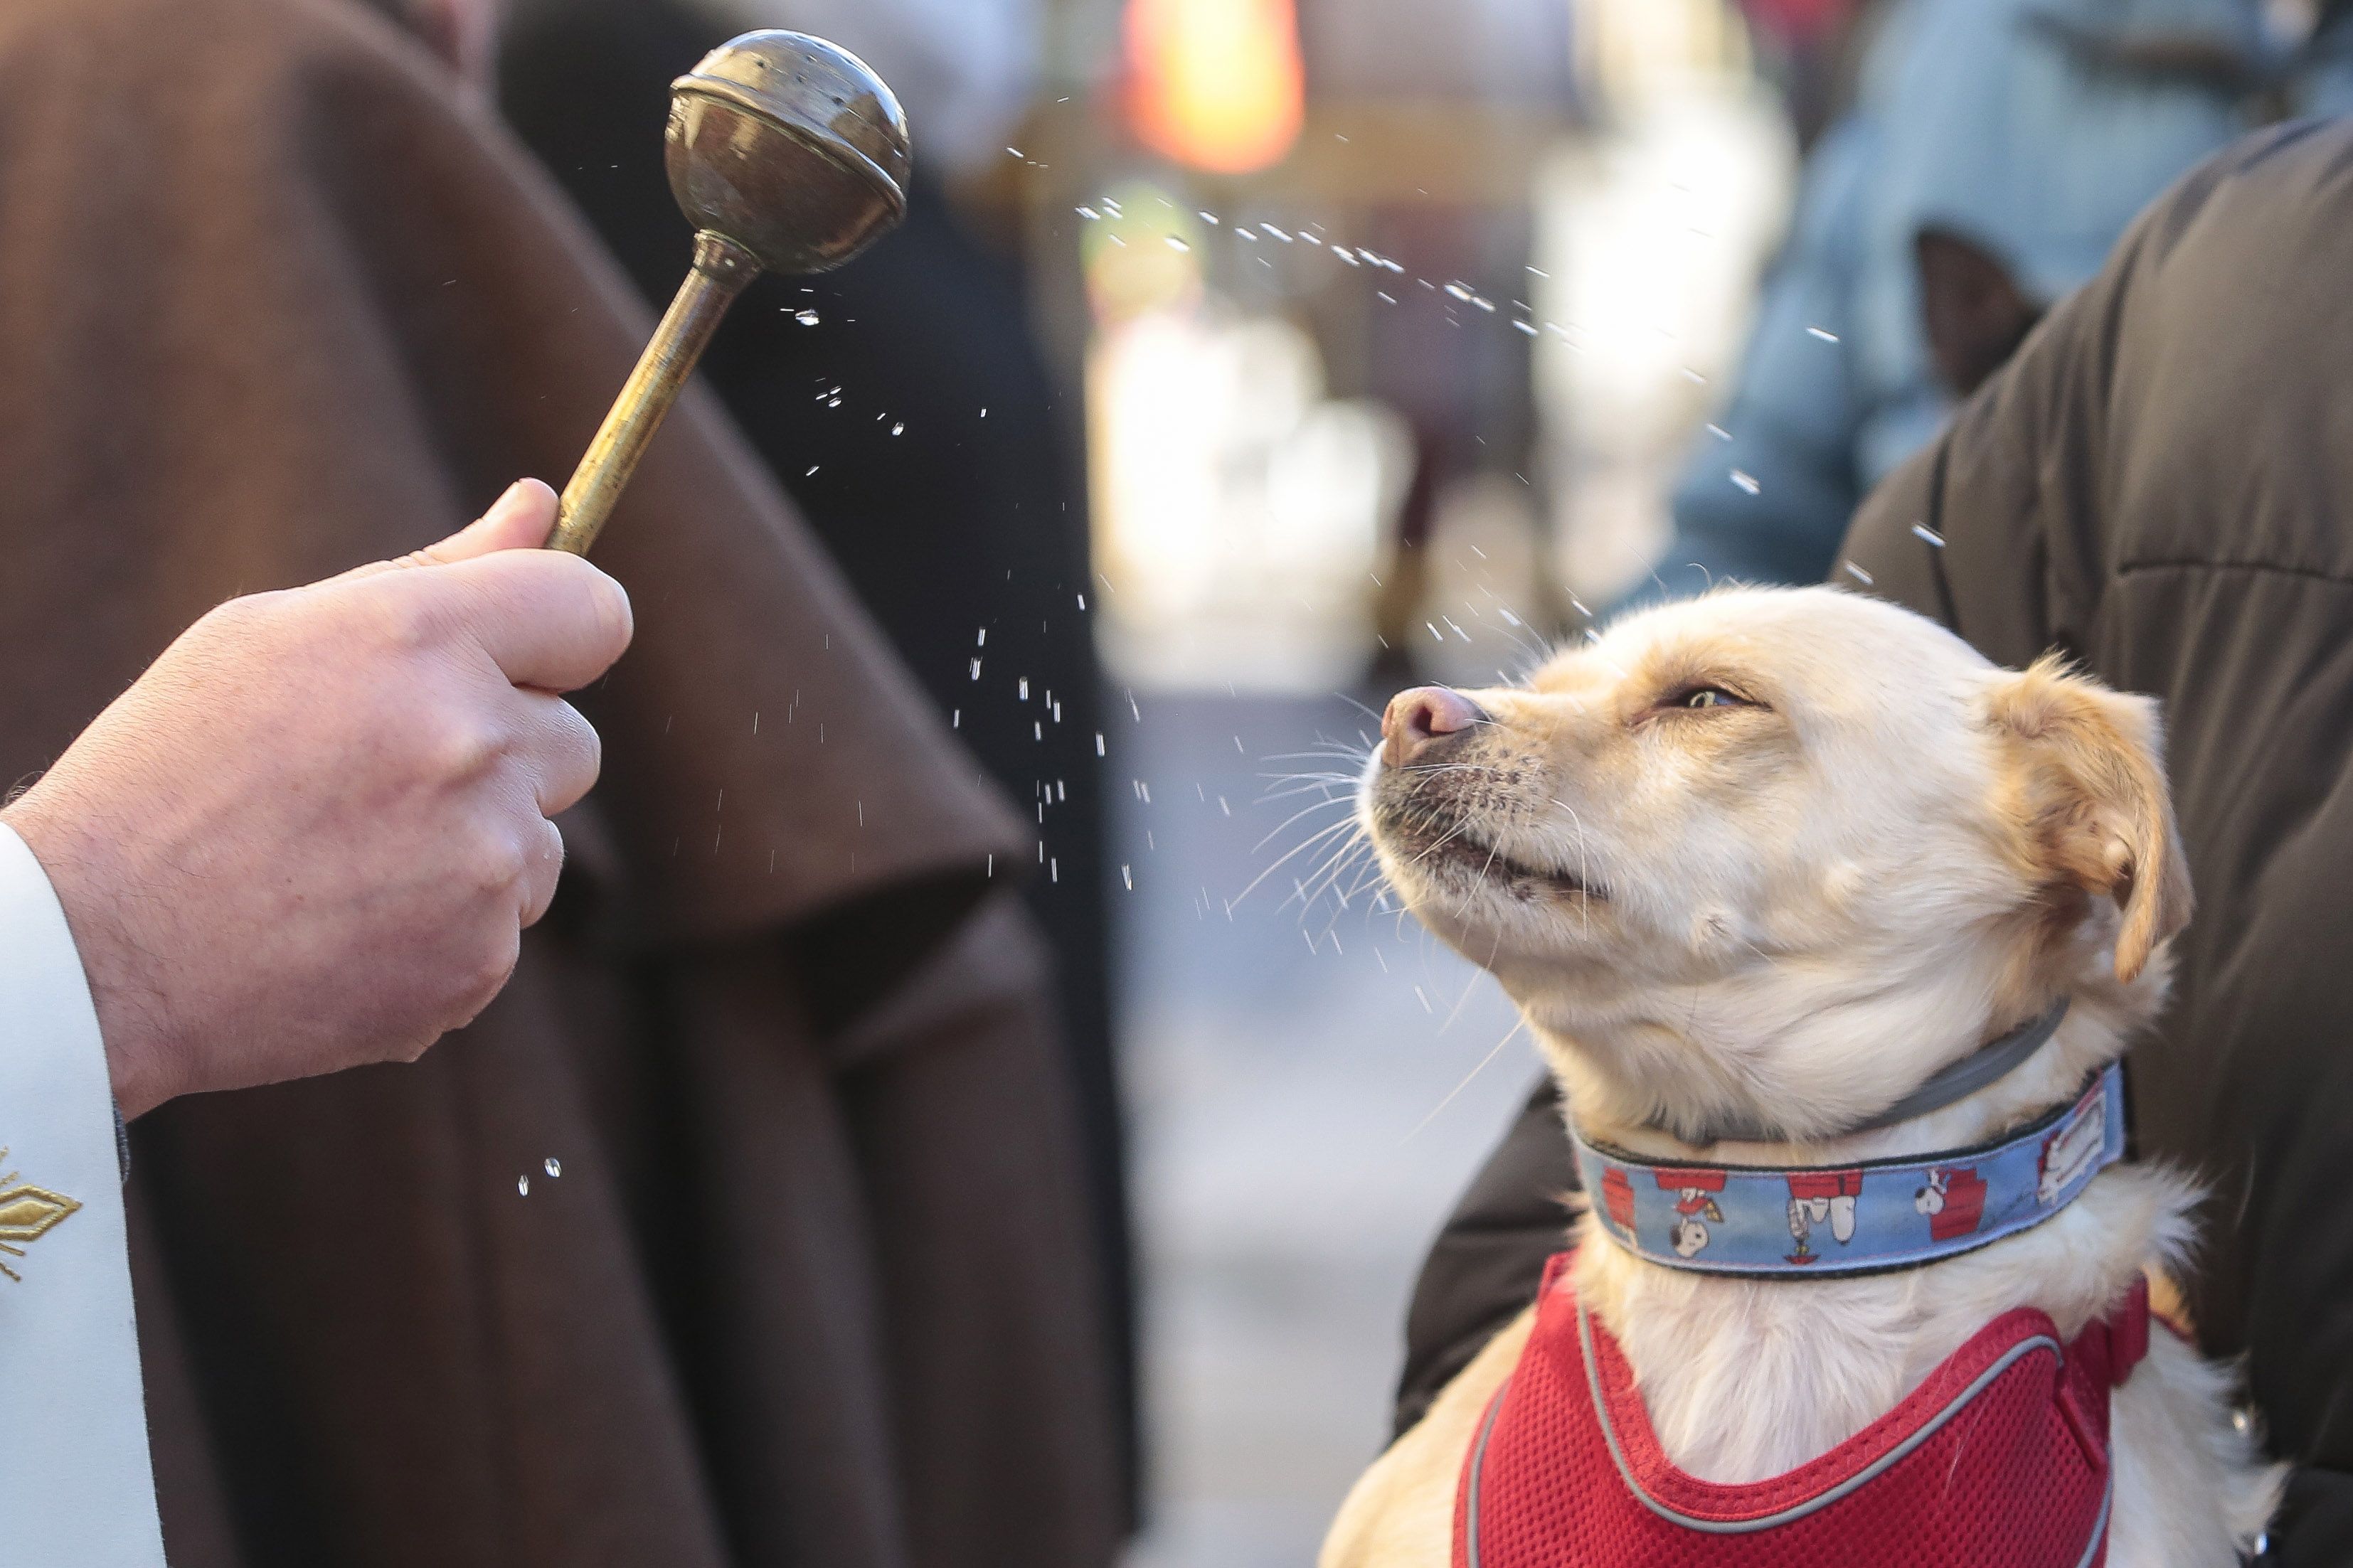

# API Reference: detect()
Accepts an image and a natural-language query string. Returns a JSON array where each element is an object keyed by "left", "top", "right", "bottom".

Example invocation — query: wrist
[{"left": 1, "top": 791, "right": 182, "bottom": 1118}]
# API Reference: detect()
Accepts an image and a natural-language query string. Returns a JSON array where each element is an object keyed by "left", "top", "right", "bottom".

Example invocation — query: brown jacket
[{"left": 0, "top": 0, "right": 1120, "bottom": 1561}]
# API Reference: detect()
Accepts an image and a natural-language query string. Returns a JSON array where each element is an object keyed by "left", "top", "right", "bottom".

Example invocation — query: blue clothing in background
[
  {"left": 1644, "top": 0, "right": 2289, "bottom": 604},
  {"left": 2304, "top": 10, "right": 2353, "bottom": 113}
]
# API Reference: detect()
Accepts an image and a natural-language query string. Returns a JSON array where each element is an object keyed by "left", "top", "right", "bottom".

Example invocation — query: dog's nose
[{"left": 1382, "top": 686, "right": 1486, "bottom": 769}]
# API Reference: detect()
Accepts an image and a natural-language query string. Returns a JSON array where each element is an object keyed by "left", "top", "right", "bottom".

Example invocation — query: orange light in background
[{"left": 1124, "top": 0, "right": 1305, "bottom": 175}]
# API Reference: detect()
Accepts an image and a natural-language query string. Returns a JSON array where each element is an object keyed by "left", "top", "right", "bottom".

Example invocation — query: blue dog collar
[{"left": 1571, "top": 1062, "right": 2126, "bottom": 1278}]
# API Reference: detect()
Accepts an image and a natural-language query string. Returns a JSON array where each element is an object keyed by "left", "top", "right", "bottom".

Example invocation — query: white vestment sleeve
[{"left": 0, "top": 823, "right": 168, "bottom": 1566}]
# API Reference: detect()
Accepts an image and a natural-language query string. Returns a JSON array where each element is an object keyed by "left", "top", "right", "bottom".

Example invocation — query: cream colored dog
[{"left": 1323, "top": 587, "right": 2280, "bottom": 1567}]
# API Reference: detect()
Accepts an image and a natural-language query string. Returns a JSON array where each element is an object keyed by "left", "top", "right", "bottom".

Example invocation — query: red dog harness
[{"left": 1455, "top": 1254, "right": 2150, "bottom": 1568}]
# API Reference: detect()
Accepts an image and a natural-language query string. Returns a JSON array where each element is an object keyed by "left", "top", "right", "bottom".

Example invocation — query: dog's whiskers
[
  {"left": 1405, "top": 818, "right": 1477, "bottom": 871},
  {"left": 1250, "top": 792, "right": 1359, "bottom": 854},
  {"left": 1285, "top": 829, "right": 1372, "bottom": 914},
  {"left": 1547, "top": 796, "right": 1600, "bottom": 934},
  {"left": 1229, "top": 815, "right": 1364, "bottom": 908},
  {"left": 1402, "top": 1015, "right": 1529, "bottom": 1143}
]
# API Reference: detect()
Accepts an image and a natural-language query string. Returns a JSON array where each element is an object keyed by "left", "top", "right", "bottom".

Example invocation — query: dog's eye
[{"left": 1642, "top": 683, "right": 1763, "bottom": 722}]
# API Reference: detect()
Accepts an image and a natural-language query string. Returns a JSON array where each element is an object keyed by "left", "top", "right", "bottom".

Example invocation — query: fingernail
[{"left": 481, "top": 481, "right": 532, "bottom": 525}]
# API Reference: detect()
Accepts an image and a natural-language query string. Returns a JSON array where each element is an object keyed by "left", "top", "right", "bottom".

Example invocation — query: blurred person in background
[
  {"left": 1635, "top": 0, "right": 2288, "bottom": 604},
  {"left": 1290, "top": 0, "right": 1570, "bottom": 680},
  {"left": 496, "top": 2, "right": 1140, "bottom": 1513},
  {"left": 2314, "top": 1, "right": 2353, "bottom": 105},
  {"left": 0, "top": 0, "right": 1122, "bottom": 1562},
  {"left": 1736, "top": 0, "right": 1874, "bottom": 149}
]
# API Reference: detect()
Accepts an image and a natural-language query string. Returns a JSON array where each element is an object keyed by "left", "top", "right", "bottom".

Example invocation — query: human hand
[{"left": 0, "top": 480, "right": 632, "bottom": 1117}]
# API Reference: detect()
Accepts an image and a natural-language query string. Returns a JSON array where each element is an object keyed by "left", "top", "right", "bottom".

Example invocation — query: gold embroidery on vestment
[{"left": 0, "top": 1151, "right": 81, "bottom": 1283}]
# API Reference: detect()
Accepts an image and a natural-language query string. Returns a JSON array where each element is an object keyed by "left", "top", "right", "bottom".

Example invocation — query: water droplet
[
  {"left": 970, "top": 658, "right": 983, "bottom": 681},
  {"left": 891, "top": 422, "right": 905, "bottom": 436},
  {"left": 1443, "top": 282, "right": 1472, "bottom": 302},
  {"left": 1198, "top": 211, "right": 1219, "bottom": 225},
  {"left": 1730, "top": 469, "right": 1760, "bottom": 495},
  {"left": 1513, "top": 319, "right": 1538, "bottom": 336},
  {"left": 1844, "top": 561, "right": 1876, "bottom": 585},
  {"left": 1911, "top": 523, "right": 1946, "bottom": 548},
  {"left": 1019, "top": 677, "right": 1031, "bottom": 700},
  {"left": 1807, "top": 325, "right": 1839, "bottom": 342},
  {"left": 1260, "top": 223, "right": 1293, "bottom": 242},
  {"left": 1122, "top": 865, "right": 1134, "bottom": 890},
  {"left": 1706, "top": 423, "right": 1732, "bottom": 441},
  {"left": 795, "top": 309, "right": 820, "bottom": 326},
  {"left": 1095, "top": 732, "right": 1106, "bottom": 756},
  {"left": 1164, "top": 235, "right": 1190, "bottom": 252},
  {"left": 517, "top": 1174, "right": 531, "bottom": 1196},
  {"left": 544, "top": 1157, "right": 562, "bottom": 1178},
  {"left": 1076, "top": 205, "right": 1100, "bottom": 220}
]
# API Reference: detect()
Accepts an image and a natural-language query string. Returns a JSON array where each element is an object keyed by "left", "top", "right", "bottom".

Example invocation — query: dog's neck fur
[{"left": 1532, "top": 959, "right": 2184, "bottom": 1485}]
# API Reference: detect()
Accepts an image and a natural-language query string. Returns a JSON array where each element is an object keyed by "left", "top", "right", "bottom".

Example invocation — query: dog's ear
[{"left": 1982, "top": 656, "right": 2192, "bottom": 983}]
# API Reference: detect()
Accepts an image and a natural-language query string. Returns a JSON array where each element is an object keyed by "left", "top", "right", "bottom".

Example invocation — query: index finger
[{"left": 431, "top": 548, "right": 634, "bottom": 693}]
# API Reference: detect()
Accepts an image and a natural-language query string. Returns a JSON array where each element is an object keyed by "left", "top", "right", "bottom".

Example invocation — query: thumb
[
  {"left": 409, "top": 480, "right": 561, "bottom": 565},
  {"left": 335, "top": 481, "right": 560, "bottom": 582}
]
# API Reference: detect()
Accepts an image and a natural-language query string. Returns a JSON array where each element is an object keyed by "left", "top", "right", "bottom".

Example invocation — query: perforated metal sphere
[{"left": 664, "top": 31, "right": 912, "bottom": 275}]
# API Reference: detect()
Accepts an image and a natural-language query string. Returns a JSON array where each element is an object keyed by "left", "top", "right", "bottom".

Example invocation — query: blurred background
[{"left": 488, "top": 0, "right": 2333, "bottom": 1560}]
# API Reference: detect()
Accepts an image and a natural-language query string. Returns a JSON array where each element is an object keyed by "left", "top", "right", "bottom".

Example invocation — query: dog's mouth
[{"left": 1379, "top": 809, "right": 1604, "bottom": 902}]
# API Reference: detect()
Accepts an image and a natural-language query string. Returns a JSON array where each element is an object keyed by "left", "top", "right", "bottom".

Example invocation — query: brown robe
[{"left": 0, "top": 0, "right": 1121, "bottom": 1562}]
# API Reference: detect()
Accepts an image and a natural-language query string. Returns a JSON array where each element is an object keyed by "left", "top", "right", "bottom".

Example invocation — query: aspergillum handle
[{"left": 546, "top": 232, "right": 761, "bottom": 555}]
